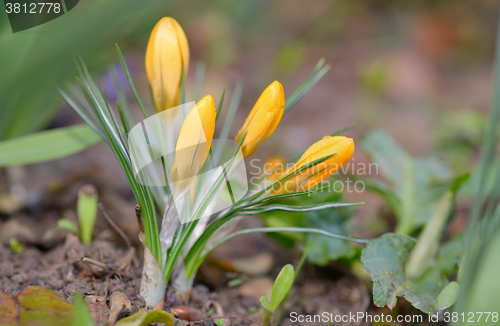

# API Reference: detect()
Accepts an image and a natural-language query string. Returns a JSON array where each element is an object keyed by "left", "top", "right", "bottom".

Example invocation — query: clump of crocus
[
  {"left": 62, "top": 13, "right": 351, "bottom": 310},
  {"left": 236, "top": 81, "right": 285, "bottom": 157},
  {"left": 273, "top": 135, "right": 355, "bottom": 194},
  {"left": 145, "top": 17, "right": 190, "bottom": 112},
  {"left": 170, "top": 95, "right": 216, "bottom": 191}
]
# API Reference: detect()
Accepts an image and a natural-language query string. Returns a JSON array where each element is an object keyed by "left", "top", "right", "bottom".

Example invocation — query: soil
[{"left": 0, "top": 213, "right": 370, "bottom": 326}]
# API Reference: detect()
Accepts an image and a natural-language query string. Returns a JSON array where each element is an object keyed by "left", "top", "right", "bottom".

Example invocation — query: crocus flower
[
  {"left": 273, "top": 135, "right": 354, "bottom": 194},
  {"left": 170, "top": 95, "right": 216, "bottom": 189},
  {"left": 235, "top": 81, "right": 285, "bottom": 157},
  {"left": 146, "top": 17, "right": 189, "bottom": 112},
  {"left": 263, "top": 155, "right": 285, "bottom": 180}
]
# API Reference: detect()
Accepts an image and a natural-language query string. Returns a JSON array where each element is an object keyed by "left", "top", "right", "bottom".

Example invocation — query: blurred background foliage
[
  {"left": 1, "top": 0, "right": 498, "bottom": 145},
  {"left": 1, "top": 0, "right": 499, "bottom": 246}
]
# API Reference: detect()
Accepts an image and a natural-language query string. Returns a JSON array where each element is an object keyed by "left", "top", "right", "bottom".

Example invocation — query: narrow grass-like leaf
[
  {"left": 196, "top": 226, "right": 369, "bottom": 270},
  {"left": 215, "top": 88, "right": 226, "bottom": 125},
  {"left": 240, "top": 201, "right": 362, "bottom": 215},
  {"left": 218, "top": 81, "right": 244, "bottom": 141},
  {"left": 116, "top": 44, "right": 149, "bottom": 119},
  {"left": 192, "top": 62, "right": 206, "bottom": 101},
  {"left": 284, "top": 58, "right": 331, "bottom": 114}
]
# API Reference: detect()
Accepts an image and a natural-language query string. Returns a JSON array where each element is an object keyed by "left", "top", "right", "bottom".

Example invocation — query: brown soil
[{"left": 0, "top": 215, "right": 370, "bottom": 326}]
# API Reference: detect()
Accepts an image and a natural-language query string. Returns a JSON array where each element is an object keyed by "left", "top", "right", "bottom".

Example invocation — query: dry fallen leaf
[
  {"left": 238, "top": 277, "right": 274, "bottom": 300},
  {"left": 107, "top": 292, "right": 132, "bottom": 326},
  {"left": 0, "top": 286, "right": 73, "bottom": 326},
  {"left": 232, "top": 252, "right": 274, "bottom": 276}
]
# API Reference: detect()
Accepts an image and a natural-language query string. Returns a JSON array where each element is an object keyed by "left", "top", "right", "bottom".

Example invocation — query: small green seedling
[
  {"left": 57, "top": 218, "right": 79, "bottom": 234},
  {"left": 9, "top": 238, "right": 23, "bottom": 253},
  {"left": 215, "top": 318, "right": 225, "bottom": 326},
  {"left": 228, "top": 278, "right": 243, "bottom": 287},
  {"left": 57, "top": 184, "right": 98, "bottom": 244},
  {"left": 260, "top": 264, "right": 295, "bottom": 326}
]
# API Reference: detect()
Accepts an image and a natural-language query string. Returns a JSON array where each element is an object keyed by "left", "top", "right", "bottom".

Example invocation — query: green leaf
[
  {"left": 259, "top": 187, "right": 357, "bottom": 265},
  {"left": 9, "top": 238, "right": 24, "bottom": 254},
  {"left": 307, "top": 224, "right": 354, "bottom": 266},
  {"left": 436, "top": 236, "right": 462, "bottom": 276},
  {"left": 0, "top": 125, "right": 101, "bottom": 167},
  {"left": 361, "top": 130, "right": 452, "bottom": 233},
  {"left": 361, "top": 233, "right": 448, "bottom": 314},
  {"left": 260, "top": 295, "right": 273, "bottom": 313},
  {"left": 241, "top": 201, "right": 361, "bottom": 215},
  {"left": 405, "top": 191, "right": 453, "bottom": 280},
  {"left": 115, "top": 309, "right": 174, "bottom": 326},
  {"left": 77, "top": 186, "right": 98, "bottom": 245},
  {"left": 57, "top": 219, "right": 80, "bottom": 234},
  {"left": 270, "top": 264, "right": 295, "bottom": 311},
  {"left": 284, "top": 58, "right": 331, "bottom": 113},
  {"left": 215, "top": 318, "right": 225, "bottom": 326},
  {"left": 73, "top": 295, "right": 94, "bottom": 326},
  {"left": 435, "top": 281, "right": 460, "bottom": 310},
  {"left": 0, "top": 286, "right": 74, "bottom": 326},
  {"left": 406, "top": 173, "right": 468, "bottom": 280}
]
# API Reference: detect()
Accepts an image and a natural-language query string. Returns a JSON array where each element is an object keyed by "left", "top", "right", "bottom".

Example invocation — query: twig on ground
[
  {"left": 81, "top": 257, "right": 126, "bottom": 277},
  {"left": 99, "top": 203, "right": 132, "bottom": 249}
]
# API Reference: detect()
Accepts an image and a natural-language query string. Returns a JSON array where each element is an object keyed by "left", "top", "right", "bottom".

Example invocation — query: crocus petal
[
  {"left": 235, "top": 81, "right": 285, "bottom": 157},
  {"left": 273, "top": 136, "right": 354, "bottom": 194},
  {"left": 170, "top": 95, "right": 216, "bottom": 190},
  {"left": 146, "top": 17, "right": 190, "bottom": 112}
]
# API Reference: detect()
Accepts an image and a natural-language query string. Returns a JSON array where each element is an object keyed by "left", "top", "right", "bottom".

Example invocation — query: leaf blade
[{"left": 0, "top": 125, "right": 101, "bottom": 167}]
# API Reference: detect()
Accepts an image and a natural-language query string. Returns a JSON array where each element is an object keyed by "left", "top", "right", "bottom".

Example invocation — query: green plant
[
  {"left": 58, "top": 184, "right": 98, "bottom": 245},
  {"left": 451, "top": 19, "right": 500, "bottom": 324},
  {"left": 59, "top": 28, "right": 365, "bottom": 307},
  {"left": 361, "top": 130, "right": 456, "bottom": 235},
  {"left": 260, "top": 264, "right": 295, "bottom": 326},
  {"left": 259, "top": 183, "right": 357, "bottom": 265},
  {"left": 9, "top": 237, "right": 24, "bottom": 253},
  {"left": 360, "top": 173, "right": 468, "bottom": 315}
]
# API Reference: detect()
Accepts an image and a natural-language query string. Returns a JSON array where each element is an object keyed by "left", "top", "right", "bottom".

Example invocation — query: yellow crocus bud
[
  {"left": 170, "top": 95, "right": 216, "bottom": 189},
  {"left": 235, "top": 81, "right": 285, "bottom": 157},
  {"left": 146, "top": 17, "right": 189, "bottom": 112},
  {"left": 273, "top": 136, "right": 354, "bottom": 194},
  {"left": 263, "top": 155, "right": 285, "bottom": 180}
]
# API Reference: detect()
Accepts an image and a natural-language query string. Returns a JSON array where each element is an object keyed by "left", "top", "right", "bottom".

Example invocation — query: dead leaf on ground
[
  {"left": 232, "top": 252, "right": 274, "bottom": 276},
  {"left": 238, "top": 277, "right": 274, "bottom": 300},
  {"left": 108, "top": 292, "right": 132, "bottom": 326},
  {"left": 0, "top": 286, "right": 73, "bottom": 326}
]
